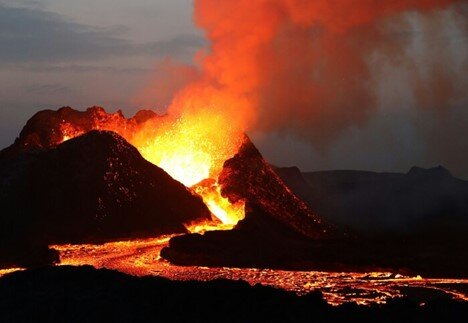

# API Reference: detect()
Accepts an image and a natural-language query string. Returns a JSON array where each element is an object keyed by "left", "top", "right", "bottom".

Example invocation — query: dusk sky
[{"left": 1, "top": 0, "right": 467, "bottom": 178}]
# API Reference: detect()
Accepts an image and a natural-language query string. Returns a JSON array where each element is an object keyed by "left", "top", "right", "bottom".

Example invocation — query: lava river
[{"left": 33, "top": 237, "right": 468, "bottom": 306}]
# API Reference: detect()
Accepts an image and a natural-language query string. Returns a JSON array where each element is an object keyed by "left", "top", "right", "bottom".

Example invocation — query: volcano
[
  {"left": 0, "top": 107, "right": 333, "bottom": 269},
  {"left": 1, "top": 107, "right": 467, "bottom": 277},
  {"left": 1, "top": 106, "right": 246, "bottom": 227}
]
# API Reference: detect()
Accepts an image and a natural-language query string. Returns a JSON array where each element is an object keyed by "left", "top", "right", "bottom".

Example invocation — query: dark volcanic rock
[
  {"left": 161, "top": 202, "right": 318, "bottom": 268},
  {"left": 0, "top": 266, "right": 466, "bottom": 323},
  {"left": 0, "top": 131, "right": 211, "bottom": 267},
  {"left": 219, "top": 135, "right": 334, "bottom": 240}
]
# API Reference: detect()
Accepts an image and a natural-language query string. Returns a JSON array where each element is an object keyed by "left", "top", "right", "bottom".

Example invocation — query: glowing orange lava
[
  {"left": 131, "top": 111, "right": 246, "bottom": 228},
  {"left": 58, "top": 122, "right": 84, "bottom": 144},
  {"left": 56, "top": 109, "right": 245, "bottom": 230},
  {"left": 43, "top": 238, "right": 468, "bottom": 306}
]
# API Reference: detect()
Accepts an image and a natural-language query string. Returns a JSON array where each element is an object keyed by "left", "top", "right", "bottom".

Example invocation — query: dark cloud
[
  {"left": 0, "top": 4, "right": 204, "bottom": 63},
  {"left": 0, "top": 4, "right": 128, "bottom": 62}
]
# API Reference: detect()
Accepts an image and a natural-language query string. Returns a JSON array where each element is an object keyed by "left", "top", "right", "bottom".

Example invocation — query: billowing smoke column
[{"left": 160, "top": 0, "right": 463, "bottom": 148}]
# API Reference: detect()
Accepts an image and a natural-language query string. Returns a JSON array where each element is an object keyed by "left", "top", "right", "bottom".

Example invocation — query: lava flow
[
  {"left": 46, "top": 237, "right": 468, "bottom": 306},
  {"left": 57, "top": 108, "right": 246, "bottom": 231}
]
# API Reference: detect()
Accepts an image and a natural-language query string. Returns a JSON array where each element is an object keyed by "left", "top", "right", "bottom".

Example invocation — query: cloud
[
  {"left": 0, "top": 4, "right": 128, "bottom": 62},
  {"left": 0, "top": 4, "right": 204, "bottom": 63}
]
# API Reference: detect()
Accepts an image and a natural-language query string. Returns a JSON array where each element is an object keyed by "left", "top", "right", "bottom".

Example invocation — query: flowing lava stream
[
  {"left": 2, "top": 237, "right": 467, "bottom": 306},
  {"left": 44, "top": 237, "right": 468, "bottom": 306}
]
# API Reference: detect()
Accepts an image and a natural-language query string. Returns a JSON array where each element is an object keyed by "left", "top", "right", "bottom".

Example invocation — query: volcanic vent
[{"left": 1, "top": 106, "right": 247, "bottom": 232}]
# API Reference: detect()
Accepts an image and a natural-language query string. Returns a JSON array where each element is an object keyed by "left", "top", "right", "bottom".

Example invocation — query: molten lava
[
  {"left": 44, "top": 238, "right": 468, "bottom": 306},
  {"left": 132, "top": 112, "right": 246, "bottom": 228},
  {"left": 56, "top": 109, "right": 245, "bottom": 230},
  {"left": 192, "top": 179, "right": 245, "bottom": 226}
]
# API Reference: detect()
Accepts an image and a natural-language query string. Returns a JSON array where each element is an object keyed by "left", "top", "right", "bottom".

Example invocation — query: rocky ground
[{"left": 0, "top": 266, "right": 466, "bottom": 322}]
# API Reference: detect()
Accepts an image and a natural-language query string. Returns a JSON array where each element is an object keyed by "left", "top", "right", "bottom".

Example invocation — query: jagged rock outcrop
[{"left": 219, "top": 136, "right": 333, "bottom": 239}]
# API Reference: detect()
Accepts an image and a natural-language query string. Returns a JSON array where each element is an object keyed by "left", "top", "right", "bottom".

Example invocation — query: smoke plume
[{"left": 141, "top": 0, "right": 466, "bottom": 153}]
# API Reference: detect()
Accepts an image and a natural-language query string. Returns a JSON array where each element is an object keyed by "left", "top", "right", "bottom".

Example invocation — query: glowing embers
[
  {"left": 133, "top": 113, "right": 242, "bottom": 187},
  {"left": 55, "top": 110, "right": 246, "bottom": 230},
  {"left": 130, "top": 113, "right": 246, "bottom": 228},
  {"left": 136, "top": 117, "right": 213, "bottom": 187},
  {"left": 0, "top": 268, "right": 24, "bottom": 278},
  {"left": 58, "top": 122, "right": 84, "bottom": 143}
]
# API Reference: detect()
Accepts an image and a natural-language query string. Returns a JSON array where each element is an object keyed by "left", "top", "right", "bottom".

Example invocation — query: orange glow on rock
[{"left": 54, "top": 109, "right": 245, "bottom": 231}]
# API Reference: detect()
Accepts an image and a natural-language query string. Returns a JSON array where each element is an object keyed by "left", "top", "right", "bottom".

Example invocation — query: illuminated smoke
[{"left": 140, "top": 0, "right": 464, "bottom": 150}]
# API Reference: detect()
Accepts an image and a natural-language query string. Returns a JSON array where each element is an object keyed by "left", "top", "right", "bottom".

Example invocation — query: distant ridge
[{"left": 275, "top": 165, "right": 468, "bottom": 234}]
